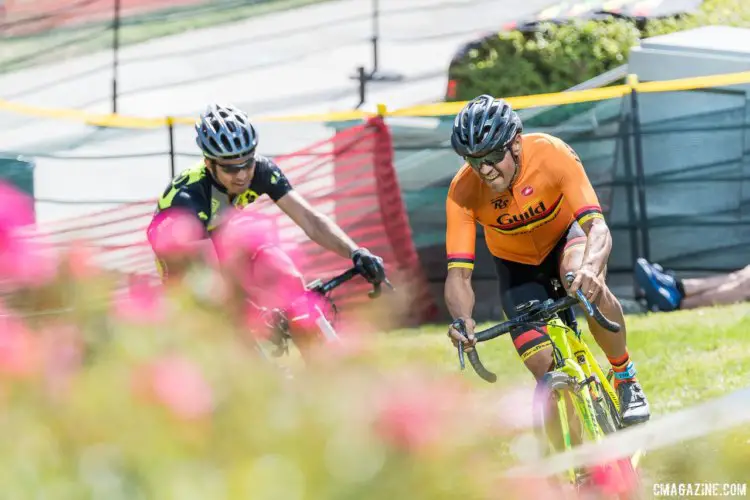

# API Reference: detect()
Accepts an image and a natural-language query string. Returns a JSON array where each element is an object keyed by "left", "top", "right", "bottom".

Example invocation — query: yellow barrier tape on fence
[
  {"left": 0, "top": 98, "right": 172, "bottom": 128},
  {"left": 0, "top": 98, "right": 372, "bottom": 129},
  {"left": 169, "top": 109, "right": 373, "bottom": 126},
  {"left": 633, "top": 70, "right": 750, "bottom": 93},
  {"left": 3, "top": 68, "right": 750, "bottom": 127},
  {"left": 0, "top": 98, "right": 107, "bottom": 123},
  {"left": 389, "top": 85, "right": 631, "bottom": 117},
  {"left": 85, "top": 114, "right": 169, "bottom": 128},
  {"left": 253, "top": 109, "right": 374, "bottom": 122}
]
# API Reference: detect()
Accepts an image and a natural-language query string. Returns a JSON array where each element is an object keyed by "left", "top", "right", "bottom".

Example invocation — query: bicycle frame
[
  {"left": 547, "top": 315, "right": 645, "bottom": 486},
  {"left": 461, "top": 285, "right": 641, "bottom": 488},
  {"left": 544, "top": 318, "right": 599, "bottom": 444},
  {"left": 265, "top": 266, "right": 392, "bottom": 356},
  {"left": 548, "top": 316, "right": 621, "bottom": 415}
]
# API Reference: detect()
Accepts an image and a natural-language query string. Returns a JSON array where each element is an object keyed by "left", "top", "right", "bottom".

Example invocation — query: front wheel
[
  {"left": 531, "top": 371, "right": 583, "bottom": 487},
  {"left": 533, "top": 370, "right": 619, "bottom": 491},
  {"left": 592, "top": 377, "right": 619, "bottom": 435}
]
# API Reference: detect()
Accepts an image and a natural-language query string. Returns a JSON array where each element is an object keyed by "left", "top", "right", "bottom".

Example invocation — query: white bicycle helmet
[{"left": 195, "top": 104, "right": 258, "bottom": 160}]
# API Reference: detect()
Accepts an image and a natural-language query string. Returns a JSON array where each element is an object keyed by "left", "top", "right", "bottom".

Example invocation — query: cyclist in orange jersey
[{"left": 445, "top": 95, "right": 650, "bottom": 426}]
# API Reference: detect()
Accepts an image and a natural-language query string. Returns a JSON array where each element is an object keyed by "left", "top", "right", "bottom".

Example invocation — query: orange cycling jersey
[{"left": 446, "top": 133, "right": 604, "bottom": 269}]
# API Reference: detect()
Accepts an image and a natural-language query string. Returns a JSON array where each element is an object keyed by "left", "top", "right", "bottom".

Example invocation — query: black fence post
[
  {"left": 112, "top": 0, "right": 121, "bottom": 114},
  {"left": 348, "top": 0, "right": 401, "bottom": 85},
  {"left": 620, "top": 100, "right": 642, "bottom": 298},
  {"left": 355, "top": 66, "right": 366, "bottom": 108},
  {"left": 628, "top": 75, "right": 651, "bottom": 261},
  {"left": 371, "top": 0, "right": 380, "bottom": 75},
  {"left": 167, "top": 117, "right": 175, "bottom": 179}
]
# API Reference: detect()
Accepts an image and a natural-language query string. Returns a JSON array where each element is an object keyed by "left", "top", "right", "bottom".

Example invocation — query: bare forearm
[
  {"left": 581, "top": 220, "right": 612, "bottom": 275},
  {"left": 445, "top": 270, "right": 474, "bottom": 320},
  {"left": 306, "top": 214, "right": 358, "bottom": 259}
]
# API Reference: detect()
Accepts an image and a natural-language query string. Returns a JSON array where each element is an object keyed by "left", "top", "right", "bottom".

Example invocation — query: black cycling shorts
[{"left": 493, "top": 222, "right": 587, "bottom": 362}]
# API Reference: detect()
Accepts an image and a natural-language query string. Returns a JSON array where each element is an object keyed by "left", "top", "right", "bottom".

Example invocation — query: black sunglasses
[
  {"left": 215, "top": 157, "right": 256, "bottom": 173},
  {"left": 464, "top": 149, "right": 509, "bottom": 170}
]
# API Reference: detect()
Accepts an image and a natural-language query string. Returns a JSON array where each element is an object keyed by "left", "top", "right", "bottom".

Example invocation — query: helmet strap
[
  {"left": 206, "top": 161, "right": 218, "bottom": 181},
  {"left": 507, "top": 152, "right": 521, "bottom": 190},
  {"left": 206, "top": 161, "right": 229, "bottom": 193}
]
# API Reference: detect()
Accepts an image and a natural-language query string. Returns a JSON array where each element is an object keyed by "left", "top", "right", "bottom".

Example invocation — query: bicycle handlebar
[
  {"left": 310, "top": 267, "right": 394, "bottom": 299},
  {"left": 456, "top": 272, "right": 621, "bottom": 383}
]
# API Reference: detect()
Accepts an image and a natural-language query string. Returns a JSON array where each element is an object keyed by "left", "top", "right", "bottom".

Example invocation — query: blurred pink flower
[
  {"left": 584, "top": 459, "right": 640, "bottom": 498},
  {"left": 0, "top": 182, "right": 34, "bottom": 229},
  {"left": 1, "top": 238, "right": 58, "bottom": 288},
  {"left": 135, "top": 355, "right": 214, "bottom": 421},
  {"left": 242, "top": 293, "right": 332, "bottom": 353},
  {"left": 212, "top": 211, "right": 280, "bottom": 265},
  {"left": 494, "top": 476, "right": 565, "bottom": 500},
  {"left": 113, "top": 275, "right": 165, "bottom": 323},
  {"left": 213, "top": 213, "right": 305, "bottom": 309},
  {"left": 287, "top": 291, "right": 331, "bottom": 330},
  {"left": 65, "top": 242, "right": 98, "bottom": 279},
  {"left": 244, "top": 304, "right": 273, "bottom": 343},
  {"left": 0, "top": 305, "right": 39, "bottom": 378},
  {"left": 373, "top": 374, "right": 465, "bottom": 452},
  {"left": 325, "top": 328, "right": 372, "bottom": 361},
  {"left": 0, "top": 182, "right": 57, "bottom": 288},
  {"left": 38, "top": 322, "right": 83, "bottom": 398},
  {"left": 147, "top": 208, "right": 204, "bottom": 257},
  {"left": 494, "top": 387, "right": 535, "bottom": 431}
]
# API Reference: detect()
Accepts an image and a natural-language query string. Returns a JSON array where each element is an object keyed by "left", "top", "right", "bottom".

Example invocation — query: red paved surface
[{"left": 1, "top": 0, "right": 209, "bottom": 35}]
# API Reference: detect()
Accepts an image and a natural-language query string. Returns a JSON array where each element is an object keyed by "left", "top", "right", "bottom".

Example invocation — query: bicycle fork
[
  {"left": 561, "top": 359, "right": 603, "bottom": 442},
  {"left": 285, "top": 290, "right": 341, "bottom": 345},
  {"left": 288, "top": 303, "right": 340, "bottom": 343}
]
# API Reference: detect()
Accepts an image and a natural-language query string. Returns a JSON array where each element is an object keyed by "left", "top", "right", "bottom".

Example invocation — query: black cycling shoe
[{"left": 618, "top": 380, "right": 651, "bottom": 426}]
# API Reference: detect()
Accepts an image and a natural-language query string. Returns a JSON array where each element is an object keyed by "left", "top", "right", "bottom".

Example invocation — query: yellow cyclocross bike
[{"left": 455, "top": 272, "right": 642, "bottom": 497}]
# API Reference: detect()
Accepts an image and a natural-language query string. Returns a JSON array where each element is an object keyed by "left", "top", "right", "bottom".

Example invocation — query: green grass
[
  {"left": 5, "top": 239, "right": 750, "bottom": 497},
  {"left": 0, "top": 0, "right": 332, "bottom": 72},
  {"left": 375, "top": 303, "right": 750, "bottom": 413},
  {"left": 365, "top": 303, "right": 750, "bottom": 479}
]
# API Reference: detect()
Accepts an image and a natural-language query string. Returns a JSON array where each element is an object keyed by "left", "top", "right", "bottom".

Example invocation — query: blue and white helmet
[
  {"left": 195, "top": 104, "right": 258, "bottom": 160},
  {"left": 451, "top": 95, "right": 522, "bottom": 157}
]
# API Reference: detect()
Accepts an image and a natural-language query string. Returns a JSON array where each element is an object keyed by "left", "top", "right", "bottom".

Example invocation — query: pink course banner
[{"left": 0, "top": 0, "right": 208, "bottom": 35}]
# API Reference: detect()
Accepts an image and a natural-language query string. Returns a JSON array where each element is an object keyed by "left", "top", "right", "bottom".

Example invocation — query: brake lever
[
  {"left": 451, "top": 319, "right": 467, "bottom": 370},
  {"left": 565, "top": 272, "right": 596, "bottom": 316},
  {"left": 367, "top": 277, "right": 395, "bottom": 299},
  {"left": 576, "top": 289, "right": 595, "bottom": 315}
]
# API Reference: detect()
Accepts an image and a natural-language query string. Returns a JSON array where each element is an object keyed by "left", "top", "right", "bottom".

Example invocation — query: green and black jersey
[{"left": 153, "top": 155, "right": 292, "bottom": 236}]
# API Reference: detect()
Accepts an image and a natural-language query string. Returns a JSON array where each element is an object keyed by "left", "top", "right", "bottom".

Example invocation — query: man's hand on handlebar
[
  {"left": 448, "top": 318, "right": 477, "bottom": 351},
  {"left": 569, "top": 267, "right": 604, "bottom": 303},
  {"left": 352, "top": 247, "right": 386, "bottom": 285}
]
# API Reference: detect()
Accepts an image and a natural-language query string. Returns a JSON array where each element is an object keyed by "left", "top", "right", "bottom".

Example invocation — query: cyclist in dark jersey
[{"left": 147, "top": 104, "right": 386, "bottom": 352}]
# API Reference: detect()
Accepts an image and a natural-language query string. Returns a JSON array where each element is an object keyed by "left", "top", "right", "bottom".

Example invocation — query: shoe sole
[
  {"left": 633, "top": 258, "right": 678, "bottom": 312},
  {"left": 622, "top": 414, "right": 650, "bottom": 427}
]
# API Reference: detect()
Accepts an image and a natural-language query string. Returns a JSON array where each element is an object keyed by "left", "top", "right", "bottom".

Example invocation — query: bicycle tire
[
  {"left": 531, "top": 371, "right": 581, "bottom": 485},
  {"left": 588, "top": 380, "right": 645, "bottom": 500},
  {"left": 533, "top": 370, "right": 620, "bottom": 490},
  {"left": 593, "top": 378, "right": 619, "bottom": 435}
]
